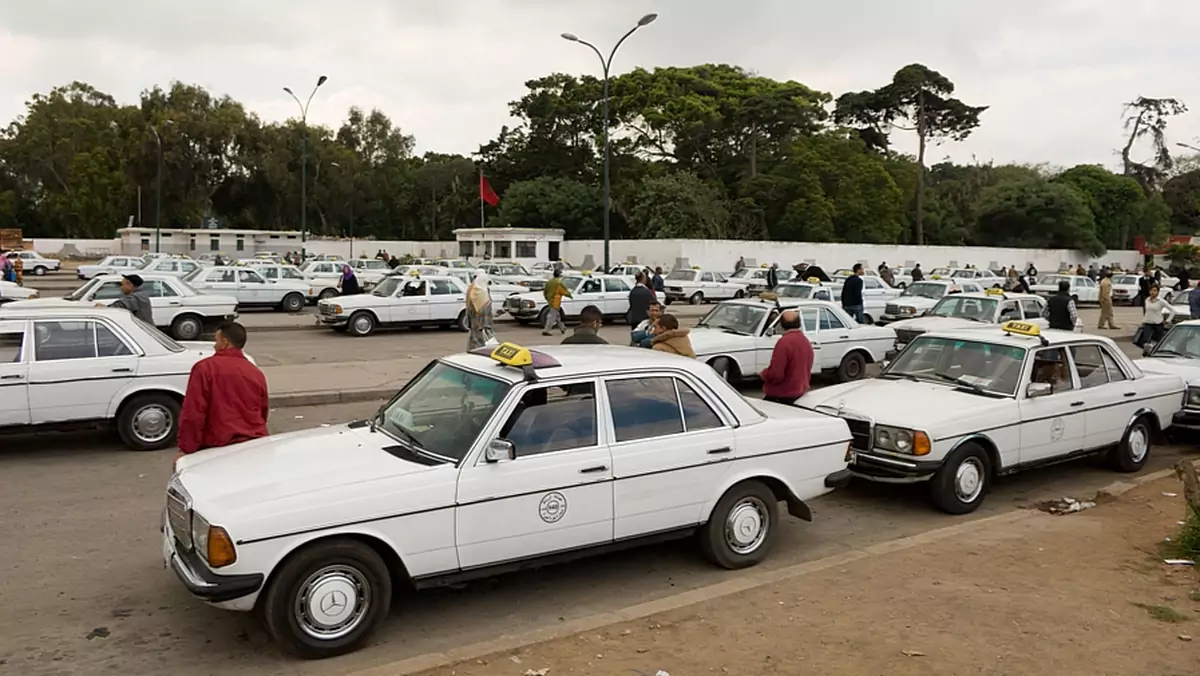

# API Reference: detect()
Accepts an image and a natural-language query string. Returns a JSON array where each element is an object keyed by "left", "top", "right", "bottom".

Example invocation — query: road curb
[
  {"left": 344, "top": 460, "right": 1198, "bottom": 676},
  {"left": 268, "top": 388, "right": 394, "bottom": 408}
]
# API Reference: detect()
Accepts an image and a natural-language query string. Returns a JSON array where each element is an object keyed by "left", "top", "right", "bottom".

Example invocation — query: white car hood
[
  {"left": 887, "top": 316, "right": 990, "bottom": 333},
  {"left": 176, "top": 423, "right": 439, "bottom": 515},
  {"left": 889, "top": 296, "right": 939, "bottom": 311},
  {"left": 688, "top": 326, "right": 753, "bottom": 355},
  {"left": 796, "top": 378, "right": 1011, "bottom": 430},
  {"left": 326, "top": 292, "right": 391, "bottom": 309},
  {"left": 1136, "top": 357, "right": 1200, "bottom": 386}
]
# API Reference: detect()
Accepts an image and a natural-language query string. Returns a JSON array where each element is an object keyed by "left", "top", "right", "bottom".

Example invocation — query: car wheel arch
[
  {"left": 257, "top": 530, "right": 414, "bottom": 605},
  {"left": 947, "top": 434, "right": 1002, "bottom": 476},
  {"left": 702, "top": 472, "right": 811, "bottom": 524},
  {"left": 706, "top": 354, "right": 745, "bottom": 377},
  {"left": 111, "top": 386, "right": 185, "bottom": 420},
  {"left": 1125, "top": 407, "right": 1162, "bottom": 440}
]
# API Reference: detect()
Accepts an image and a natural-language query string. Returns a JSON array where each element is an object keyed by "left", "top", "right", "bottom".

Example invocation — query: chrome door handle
[
  {"left": 419, "top": 299, "right": 429, "bottom": 303},
  {"left": 0, "top": 374, "right": 23, "bottom": 380},
  {"left": 1070, "top": 401, "right": 1084, "bottom": 407},
  {"left": 1123, "top": 392, "right": 1136, "bottom": 397},
  {"left": 112, "top": 367, "right": 133, "bottom": 373},
  {"left": 579, "top": 465, "right": 608, "bottom": 474},
  {"left": 707, "top": 447, "right": 732, "bottom": 455}
]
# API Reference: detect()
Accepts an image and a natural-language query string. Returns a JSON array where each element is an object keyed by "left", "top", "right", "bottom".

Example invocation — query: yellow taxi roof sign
[
  {"left": 1001, "top": 321, "right": 1041, "bottom": 337},
  {"left": 490, "top": 342, "right": 533, "bottom": 367},
  {"left": 807, "top": 276, "right": 820, "bottom": 284},
  {"left": 985, "top": 288, "right": 1006, "bottom": 296}
]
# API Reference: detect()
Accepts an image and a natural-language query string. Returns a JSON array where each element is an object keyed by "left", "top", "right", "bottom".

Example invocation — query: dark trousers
[{"left": 764, "top": 395, "right": 797, "bottom": 406}]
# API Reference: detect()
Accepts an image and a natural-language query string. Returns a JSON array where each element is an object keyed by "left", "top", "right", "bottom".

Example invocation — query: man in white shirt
[{"left": 631, "top": 300, "right": 663, "bottom": 347}]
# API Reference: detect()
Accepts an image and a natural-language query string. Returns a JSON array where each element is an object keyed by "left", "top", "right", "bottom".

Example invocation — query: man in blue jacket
[{"left": 841, "top": 264, "right": 865, "bottom": 323}]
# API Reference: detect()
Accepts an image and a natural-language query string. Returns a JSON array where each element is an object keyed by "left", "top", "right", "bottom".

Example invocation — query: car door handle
[
  {"left": 838, "top": 335, "right": 849, "bottom": 339},
  {"left": 0, "top": 374, "right": 23, "bottom": 380},
  {"left": 707, "top": 447, "right": 732, "bottom": 455},
  {"left": 1070, "top": 401, "right": 1084, "bottom": 407},
  {"left": 167, "top": 301, "right": 180, "bottom": 306},
  {"left": 579, "top": 465, "right": 608, "bottom": 474},
  {"left": 111, "top": 367, "right": 133, "bottom": 373},
  {"left": 1124, "top": 392, "right": 1136, "bottom": 398}
]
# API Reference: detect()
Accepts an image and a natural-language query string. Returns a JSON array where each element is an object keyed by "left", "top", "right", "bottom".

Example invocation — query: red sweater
[
  {"left": 178, "top": 348, "right": 270, "bottom": 454},
  {"left": 761, "top": 330, "right": 815, "bottom": 399}
]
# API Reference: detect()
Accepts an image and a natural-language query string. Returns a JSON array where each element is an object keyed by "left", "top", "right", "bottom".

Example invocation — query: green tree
[
  {"left": 1054, "top": 165, "right": 1150, "bottom": 249},
  {"left": 497, "top": 176, "right": 603, "bottom": 237},
  {"left": 974, "top": 179, "right": 1104, "bottom": 255},
  {"left": 834, "top": 64, "right": 987, "bottom": 244},
  {"left": 630, "top": 173, "right": 735, "bottom": 239},
  {"left": 1162, "top": 169, "right": 1200, "bottom": 234},
  {"left": 1120, "top": 97, "right": 1188, "bottom": 194}
]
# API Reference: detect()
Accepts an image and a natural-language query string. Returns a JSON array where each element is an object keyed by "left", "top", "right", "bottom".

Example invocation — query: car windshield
[
  {"left": 493, "top": 264, "right": 528, "bottom": 275},
  {"left": 698, "top": 303, "right": 768, "bottom": 335},
  {"left": 951, "top": 270, "right": 976, "bottom": 278},
  {"left": 377, "top": 361, "right": 512, "bottom": 462},
  {"left": 667, "top": 270, "right": 695, "bottom": 281},
  {"left": 1152, "top": 324, "right": 1200, "bottom": 359},
  {"left": 64, "top": 278, "right": 102, "bottom": 300},
  {"left": 929, "top": 268, "right": 954, "bottom": 276},
  {"left": 884, "top": 336, "right": 1027, "bottom": 397},
  {"left": 180, "top": 268, "right": 205, "bottom": 283},
  {"left": 901, "top": 282, "right": 947, "bottom": 300},
  {"left": 929, "top": 296, "right": 999, "bottom": 321},
  {"left": 561, "top": 276, "right": 585, "bottom": 291},
  {"left": 775, "top": 284, "right": 814, "bottom": 299},
  {"left": 1038, "top": 275, "right": 1071, "bottom": 286},
  {"left": 1113, "top": 275, "right": 1138, "bottom": 285},
  {"left": 1171, "top": 289, "right": 1191, "bottom": 307},
  {"left": 373, "top": 276, "right": 404, "bottom": 296}
]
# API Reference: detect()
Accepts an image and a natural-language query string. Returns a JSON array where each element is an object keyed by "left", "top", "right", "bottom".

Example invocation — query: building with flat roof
[
  {"left": 117, "top": 227, "right": 305, "bottom": 256},
  {"left": 452, "top": 227, "right": 565, "bottom": 264}
]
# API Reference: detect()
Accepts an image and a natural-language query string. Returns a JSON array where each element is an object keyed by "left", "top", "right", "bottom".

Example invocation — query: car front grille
[
  {"left": 895, "top": 328, "right": 923, "bottom": 345},
  {"left": 885, "top": 303, "right": 901, "bottom": 315},
  {"left": 319, "top": 304, "right": 337, "bottom": 316},
  {"left": 844, "top": 417, "right": 873, "bottom": 451},
  {"left": 506, "top": 297, "right": 523, "bottom": 310},
  {"left": 667, "top": 286, "right": 682, "bottom": 292},
  {"left": 166, "top": 482, "right": 193, "bottom": 551},
  {"left": 525, "top": 280, "right": 545, "bottom": 291}
]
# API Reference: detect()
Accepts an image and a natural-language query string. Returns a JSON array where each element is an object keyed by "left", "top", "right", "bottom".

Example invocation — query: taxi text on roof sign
[
  {"left": 985, "top": 287, "right": 1006, "bottom": 296},
  {"left": 807, "top": 277, "right": 821, "bottom": 284},
  {"left": 1001, "top": 320, "right": 1041, "bottom": 337},
  {"left": 490, "top": 342, "right": 533, "bottom": 367}
]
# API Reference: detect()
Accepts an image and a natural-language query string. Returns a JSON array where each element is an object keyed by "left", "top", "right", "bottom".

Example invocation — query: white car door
[
  {"left": 606, "top": 374, "right": 735, "bottom": 538},
  {"left": 427, "top": 278, "right": 465, "bottom": 322},
  {"left": 455, "top": 379, "right": 614, "bottom": 568},
  {"left": 755, "top": 309, "right": 784, "bottom": 374},
  {"left": 200, "top": 268, "right": 238, "bottom": 298},
  {"left": 0, "top": 319, "right": 31, "bottom": 425},
  {"left": 1018, "top": 297, "right": 1049, "bottom": 330},
  {"left": 699, "top": 272, "right": 716, "bottom": 298},
  {"left": 393, "top": 279, "right": 431, "bottom": 323},
  {"left": 1070, "top": 343, "right": 1141, "bottom": 450},
  {"left": 798, "top": 308, "right": 837, "bottom": 369},
  {"left": 601, "top": 276, "right": 631, "bottom": 315},
  {"left": 27, "top": 318, "right": 140, "bottom": 423},
  {"left": 1018, "top": 346, "right": 1087, "bottom": 464},
  {"left": 1077, "top": 277, "right": 1099, "bottom": 303},
  {"left": 816, "top": 307, "right": 853, "bottom": 367},
  {"left": 237, "top": 268, "right": 274, "bottom": 305},
  {"left": 566, "top": 277, "right": 605, "bottom": 318},
  {"left": 145, "top": 279, "right": 183, "bottom": 325}
]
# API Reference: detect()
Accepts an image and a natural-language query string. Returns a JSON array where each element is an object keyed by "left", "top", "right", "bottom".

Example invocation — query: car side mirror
[
  {"left": 1026, "top": 382, "right": 1053, "bottom": 399},
  {"left": 485, "top": 438, "right": 515, "bottom": 463}
]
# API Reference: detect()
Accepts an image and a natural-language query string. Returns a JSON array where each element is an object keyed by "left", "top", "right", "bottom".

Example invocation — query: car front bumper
[
  {"left": 1171, "top": 408, "right": 1200, "bottom": 430},
  {"left": 848, "top": 451, "right": 942, "bottom": 484},
  {"left": 162, "top": 516, "right": 262, "bottom": 605},
  {"left": 504, "top": 306, "right": 541, "bottom": 319}
]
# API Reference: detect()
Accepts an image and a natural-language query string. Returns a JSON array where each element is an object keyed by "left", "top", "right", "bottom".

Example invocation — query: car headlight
[
  {"left": 902, "top": 307, "right": 917, "bottom": 314},
  {"left": 522, "top": 300, "right": 536, "bottom": 308},
  {"left": 874, "top": 425, "right": 932, "bottom": 456},
  {"left": 1187, "top": 386, "right": 1200, "bottom": 409},
  {"left": 29, "top": 291, "right": 38, "bottom": 299},
  {"left": 332, "top": 304, "right": 344, "bottom": 314},
  {"left": 192, "top": 512, "right": 237, "bottom": 567},
  {"left": 518, "top": 280, "right": 531, "bottom": 287}
]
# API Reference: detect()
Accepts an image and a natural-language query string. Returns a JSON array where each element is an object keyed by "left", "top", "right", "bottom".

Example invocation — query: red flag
[{"left": 479, "top": 174, "right": 500, "bottom": 207}]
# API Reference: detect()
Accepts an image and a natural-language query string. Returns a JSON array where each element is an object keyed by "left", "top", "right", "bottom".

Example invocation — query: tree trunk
[
  {"left": 1176, "top": 459, "right": 1200, "bottom": 512},
  {"left": 915, "top": 91, "right": 927, "bottom": 246}
]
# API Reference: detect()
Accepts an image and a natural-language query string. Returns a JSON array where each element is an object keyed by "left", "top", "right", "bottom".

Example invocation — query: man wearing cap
[{"left": 101, "top": 274, "right": 154, "bottom": 323}]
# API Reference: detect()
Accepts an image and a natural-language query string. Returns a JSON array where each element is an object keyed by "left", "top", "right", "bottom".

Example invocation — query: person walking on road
[
  {"left": 11, "top": 254, "right": 22, "bottom": 286},
  {"left": 339, "top": 264, "right": 362, "bottom": 296},
  {"left": 1135, "top": 285, "right": 1176, "bottom": 347},
  {"left": 542, "top": 268, "right": 570, "bottom": 336},
  {"left": 1042, "top": 280, "right": 1079, "bottom": 331},
  {"left": 562, "top": 305, "right": 608, "bottom": 344},
  {"left": 176, "top": 322, "right": 269, "bottom": 462},
  {"left": 910, "top": 263, "right": 924, "bottom": 282},
  {"left": 761, "top": 309, "right": 815, "bottom": 405},
  {"left": 628, "top": 272, "right": 654, "bottom": 327},
  {"left": 465, "top": 271, "right": 494, "bottom": 350},
  {"left": 101, "top": 273, "right": 154, "bottom": 324},
  {"left": 766, "top": 263, "right": 779, "bottom": 290},
  {"left": 1189, "top": 279, "right": 1200, "bottom": 319},
  {"left": 651, "top": 314, "right": 696, "bottom": 357},
  {"left": 841, "top": 264, "right": 865, "bottom": 323},
  {"left": 1098, "top": 271, "right": 1119, "bottom": 330},
  {"left": 651, "top": 266, "right": 665, "bottom": 292},
  {"left": 1136, "top": 268, "right": 1154, "bottom": 310},
  {"left": 0, "top": 251, "right": 11, "bottom": 282}
]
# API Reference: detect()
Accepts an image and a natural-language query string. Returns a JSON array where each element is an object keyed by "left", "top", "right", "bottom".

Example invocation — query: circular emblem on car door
[
  {"left": 539, "top": 492, "right": 567, "bottom": 523},
  {"left": 1050, "top": 417, "right": 1065, "bottom": 441}
]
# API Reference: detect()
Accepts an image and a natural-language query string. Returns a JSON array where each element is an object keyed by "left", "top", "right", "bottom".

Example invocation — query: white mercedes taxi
[
  {"left": 797, "top": 321, "right": 1186, "bottom": 514},
  {"left": 162, "top": 343, "right": 852, "bottom": 658},
  {"left": 885, "top": 289, "right": 1050, "bottom": 358},
  {"left": 0, "top": 279, "right": 38, "bottom": 304},
  {"left": 0, "top": 306, "right": 246, "bottom": 450},
  {"left": 318, "top": 273, "right": 471, "bottom": 335},
  {"left": 663, "top": 268, "right": 746, "bottom": 305},
  {"left": 502, "top": 274, "right": 665, "bottom": 326},
  {"left": 1136, "top": 319, "right": 1200, "bottom": 431},
  {"left": 877, "top": 280, "right": 985, "bottom": 325},
  {"left": 689, "top": 298, "right": 895, "bottom": 384},
  {"left": 1029, "top": 274, "right": 1100, "bottom": 304}
]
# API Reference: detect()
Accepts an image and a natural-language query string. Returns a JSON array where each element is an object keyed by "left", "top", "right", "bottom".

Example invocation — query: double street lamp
[
  {"left": 284, "top": 75, "right": 328, "bottom": 258},
  {"left": 562, "top": 13, "right": 657, "bottom": 271}
]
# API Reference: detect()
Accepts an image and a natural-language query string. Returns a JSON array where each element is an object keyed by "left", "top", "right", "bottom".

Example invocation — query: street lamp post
[
  {"left": 1176, "top": 142, "right": 1200, "bottom": 154},
  {"left": 284, "top": 75, "right": 328, "bottom": 259},
  {"left": 112, "top": 120, "right": 171, "bottom": 252},
  {"left": 562, "top": 13, "right": 657, "bottom": 272}
]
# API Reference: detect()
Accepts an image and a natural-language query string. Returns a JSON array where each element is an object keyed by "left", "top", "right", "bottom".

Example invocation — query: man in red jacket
[
  {"left": 176, "top": 321, "right": 269, "bottom": 459},
  {"left": 760, "top": 309, "right": 814, "bottom": 405}
]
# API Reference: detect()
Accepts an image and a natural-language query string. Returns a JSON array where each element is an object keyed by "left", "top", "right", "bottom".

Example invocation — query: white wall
[
  {"left": 560, "top": 239, "right": 1144, "bottom": 274},
  {"left": 28, "top": 239, "right": 121, "bottom": 257}
]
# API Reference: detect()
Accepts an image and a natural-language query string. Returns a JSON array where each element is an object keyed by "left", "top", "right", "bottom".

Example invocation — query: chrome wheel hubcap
[
  {"left": 295, "top": 565, "right": 370, "bottom": 640},
  {"left": 1128, "top": 425, "right": 1149, "bottom": 462},
  {"left": 353, "top": 316, "right": 371, "bottom": 333},
  {"left": 132, "top": 404, "right": 173, "bottom": 443},
  {"left": 725, "top": 497, "right": 769, "bottom": 555},
  {"left": 955, "top": 458, "right": 984, "bottom": 503}
]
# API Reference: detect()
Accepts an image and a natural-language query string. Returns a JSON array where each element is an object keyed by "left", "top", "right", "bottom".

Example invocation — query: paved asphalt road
[{"left": 0, "top": 277, "right": 1191, "bottom": 674}]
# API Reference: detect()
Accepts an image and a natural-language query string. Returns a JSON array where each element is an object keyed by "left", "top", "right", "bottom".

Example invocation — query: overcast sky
[{"left": 1, "top": 0, "right": 1198, "bottom": 169}]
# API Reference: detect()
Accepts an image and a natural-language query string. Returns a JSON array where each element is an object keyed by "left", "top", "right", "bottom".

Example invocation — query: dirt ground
[{"left": 415, "top": 477, "right": 1200, "bottom": 676}]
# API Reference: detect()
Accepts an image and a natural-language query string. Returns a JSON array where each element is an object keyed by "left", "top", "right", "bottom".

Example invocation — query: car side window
[
  {"left": 1070, "top": 344, "right": 1109, "bottom": 389},
  {"left": 282, "top": 268, "right": 305, "bottom": 280},
  {"left": 676, "top": 379, "right": 724, "bottom": 431},
  {"left": 603, "top": 277, "right": 630, "bottom": 293},
  {"left": 95, "top": 323, "right": 134, "bottom": 357},
  {"left": 1019, "top": 299, "right": 1043, "bottom": 318},
  {"left": 181, "top": 262, "right": 197, "bottom": 273},
  {"left": 261, "top": 267, "right": 279, "bottom": 280},
  {"left": 999, "top": 301, "right": 1021, "bottom": 322},
  {"left": 93, "top": 282, "right": 125, "bottom": 300},
  {"left": 581, "top": 279, "right": 602, "bottom": 294},
  {"left": 606, "top": 377, "right": 685, "bottom": 442},
  {"left": 400, "top": 280, "right": 426, "bottom": 297},
  {"left": 714, "top": 273, "right": 728, "bottom": 283},
  {"left": 818, "top": 308, "right": 845, "bottom": 331},
  {"left": 238, "top": 270, "right": 265, "bottom": 284},
  {"left": 699, "top": 272, "right": 713, "bottom": 282},
  {"left": 155, "top": 262, "right": 175, "bottom": 272},
  {"left": 864, "top": 278, "right": 881, "bottom": 289},
  {"left": 500, "top": 382, "right": 598, "bottom": 456},
  {"left": 207, "top": 269, "right": 235, "bottom": 283},
  {"left": 33, "top": 321, "right": 99, "bottom": 361},
  {"left": 429, "top": 279, "right": 457, "bottom": 295},
  {"left": 1030, "top": 347, "right": 1076, "bottom": 394},
  {"left": 1101, "top": 348, "right": 1129, "bottom": 383},
  {"left": 0, "top": 325, "right": 25, "bottom": 362},
  {"left": 151, "top": 280, "right": 178, "bottom": 297},
  {"left": 800, "top": 309, "right": 820, "bottom": 333}
]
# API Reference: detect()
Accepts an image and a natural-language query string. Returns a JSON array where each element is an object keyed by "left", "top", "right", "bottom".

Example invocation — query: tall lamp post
[
  {"left": 149, "top": 121, "right": 173, "bottom": 253},
  {"left": 562, "top": 13, "right": 657, "bottom": 271},
  {"left": 1177, "top": 142, "right": 1200, "bottom": 154},
  {"left": 284, "top": 75, "right": 328, "bottom": 259}
]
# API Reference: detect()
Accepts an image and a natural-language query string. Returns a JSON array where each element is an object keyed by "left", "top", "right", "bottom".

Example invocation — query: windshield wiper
[
  {"left": 931, "top": 371, "right": 1003, "bottom": 398},
  {"left": 1151, "top": 348, "right": 1185, "bottom": 357},
  {"left": 880, "top": 372, "right": 919, "bottom": 382}
]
